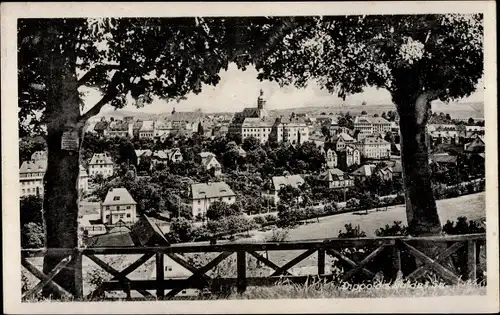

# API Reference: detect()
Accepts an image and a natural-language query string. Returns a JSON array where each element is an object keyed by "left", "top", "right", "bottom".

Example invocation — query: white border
[{"left": 2, "top": 1, "right": 498, "bottom": 314}]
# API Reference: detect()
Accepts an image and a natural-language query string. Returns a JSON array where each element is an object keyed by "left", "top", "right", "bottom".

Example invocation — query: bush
[
  {"left": 264, "top": 214, "right": 277, "bottom": 223},
  {"left": 252, "top": 216, "right": 267, "bottom": 225},
  {"left": 265, "top": 228, "right": 290, "bottom": 242},
  {"left": 21, "top": 222, "right": 44, "bottom": 249}
]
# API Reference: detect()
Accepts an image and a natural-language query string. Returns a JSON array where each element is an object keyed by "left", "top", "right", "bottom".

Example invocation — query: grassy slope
[{"left": 260, "top": 192, "right": 485, "bottom": 268}]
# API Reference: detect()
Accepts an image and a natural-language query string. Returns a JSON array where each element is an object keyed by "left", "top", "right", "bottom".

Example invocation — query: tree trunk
[
  {"left": 396, "top": 93, "right": 442, "bottom": 236},
  {"left": 41, "top": 26, "right": 82, "bottom": 298}
]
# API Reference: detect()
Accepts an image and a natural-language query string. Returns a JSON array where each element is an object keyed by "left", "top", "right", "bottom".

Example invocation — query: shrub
[
  {"left": 264, "top": 214, "right": 277, "bottom": 223},
  {"left": 265, "top": 228, "right": 290, "bottom": 242},
  {"left": 252, "top": 216, "right": 266, "bottom": 225},
  {"left": 346, "top": 198, "right": 360, "bottom": 209},
  {"left": 21, "top": 222, "right": 44, "bottom": 249}
]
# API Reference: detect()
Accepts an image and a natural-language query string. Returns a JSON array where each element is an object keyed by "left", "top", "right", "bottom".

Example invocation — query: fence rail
[{"left": 21, "top": 233, "right": 486, "bottom": 300}]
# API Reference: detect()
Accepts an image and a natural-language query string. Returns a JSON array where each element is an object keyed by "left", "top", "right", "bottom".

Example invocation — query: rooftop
[
  {"left": 102, "top": 187, "right": 137, "bottom": 206},
  {"left": 271, "top": 174, "right": 305, "bottom": 191},
  {"left": 190, "top": 182, "right": 235, "bottom": 200},
  {"left": 89, "top": 153, "right": 113, "bottom": 165},
  {"left": 19, "top": 160, "right": 47, "bottom": 173}
]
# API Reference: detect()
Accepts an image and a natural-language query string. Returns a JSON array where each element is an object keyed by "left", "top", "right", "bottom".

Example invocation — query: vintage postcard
[{"left": 2, "top": 1, "right": 498, "bottom": 314}]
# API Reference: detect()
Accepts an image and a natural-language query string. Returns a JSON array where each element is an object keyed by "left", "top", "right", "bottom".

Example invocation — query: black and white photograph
[{"left": 2, "top": 1, "right": 498, "bottom": 314}]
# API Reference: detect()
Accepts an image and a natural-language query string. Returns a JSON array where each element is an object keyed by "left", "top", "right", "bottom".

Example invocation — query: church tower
[{"left": 257, "top": 89, "right": 268, "bottom": 119}]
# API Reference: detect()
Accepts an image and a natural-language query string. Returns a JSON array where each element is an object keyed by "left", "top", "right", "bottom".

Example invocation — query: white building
[
  {"left": 89, "top": 153, "right": 114, "bottom": 178},
  {"left": 101, "top": 188, "right": 137, "bottom": 225},
  {"left": 139, "top": 120, "right": 155, "bottom": 139},
  {"left": 30, "top": 150, "right": 47, "bottom": 162},
  {"left": 19, "top": 160, "right": 46, "bottom": 197},
  {"left": 318, "top": 168, "right": 354, "bottom": 189},
  {"left": 353, "top": 115, "right": 391, "bottom": 139},
  {"left": 199, "top": 152, "right": 222, "bottom": 176},
  {"left": 189, "top": 182, "right": 236, "bottom": 219},
  {"left": 268, "top": 175, "right": 305, "bottom": 205},
  {"left": 79, "top": 165, "right": 89, "bottom": 193},
  {"left": 356, "top": 136, "right": 391, "bottom": 159},
  {"left": 325, "top": 149, "right": 338, "bottom": 168}
]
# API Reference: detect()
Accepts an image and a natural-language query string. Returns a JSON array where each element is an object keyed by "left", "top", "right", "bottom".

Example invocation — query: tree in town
[
  {"left": 252, "top": 14, "right": 483, "bottom": 238},
  {"left": 19, "top": 16, "right": 304, "bottom": 295},
  {"left": 197, "top": 121, "right": 205, "bottom": 136},
  {"left": 20, "top": 195, "right": 44, "bottom": 227},
  {"left": 361, "top": 110, "right": 367, "bottom": 115},
  {"left": 468, "top": 117, "right": 475, "bottom": 125}
]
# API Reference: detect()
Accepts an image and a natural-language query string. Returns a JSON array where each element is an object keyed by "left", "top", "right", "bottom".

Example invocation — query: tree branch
[
  {"left": 77, "top": 64, "right": 121, "bottom": 87},
  {"left": 78, "top": 70, "right": 123, "bottom": 123}
]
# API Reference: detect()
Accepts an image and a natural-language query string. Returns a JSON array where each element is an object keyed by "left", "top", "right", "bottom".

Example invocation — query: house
[
  {"left": 351, "top": 164, "right": 393, "bottom": 181},
  {"left": 430, "top": 153, "right": 458, "bottom": 167},
  {"left": 325, "top": 149, "right": 338, "bottom": 168},
  {"left": 78, "top": 165, "right": 89, "bottom": 193},
  {"left": 318, "top": 168, "right": 354, "bottom": 189},
  {"left": 392, "top": 160, "right": 403, "bottom": 179},
  {"left": 107, "top": 120, "right": 133, "bottom": 138},
  {"left": 189, "top": 182, "right": 236, "bottom": 219},
  {"left": 237, "top": 146, "right": 247, "bottom": 158},
  {"left": 135, "top": 149, "right": 152, "bottom": 164},
  {"left": 85, "top": 214, "right": 169, "bottom": 248},
  {"left": 269, "top": 174, "right": 305, "bottom": 205},
  {"left": 166, "top": 148, "right": 183, "bottom": 163},
  {"left": 30, "top": 150, "right": 47, "bottom": 162},
  {"left": 19, "top": 160, "right": 46, "bottom": 197},
  {"left": 89, "top": 152, "right": 114, "bottom": 178},
  {"left": 139, "top": 120, "right": 155, "bottom": 139},
  {"left": 336, "top": 145, "right": 361, "bottom": 171},
  {"left": 101, "top": 187, "right": 137, "bottom": 225},
  {"left": 78, "top": 201, "right": 106, "bottom": 238},
  {"left": 154, "top": 120, "right": 174, "bottom": 138},
  {"left": 150, "top": 150, "right": 170, "bottom": 169},
  {"left": 356, "top": 136, "right": 391, "bottom": 159},
  {"left": 199, "top": 152, "right": 222, "bottom": 176},
  {"left": 353, "top": 115, "right": 391, "bottom": 139},
  {"left": 464, "top": 136, "right": 485, "bottom": 153},
  {"left": 329, "top": 133, "right": 357, "bottom": 151},
  {"left": 93, "top": 120, "right": 109, "bottom": 137}
]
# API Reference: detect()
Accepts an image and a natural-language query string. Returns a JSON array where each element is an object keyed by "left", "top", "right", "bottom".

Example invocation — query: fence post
[
  {"left": 317, "top": 249, "right": 325, "bottom": 275},
  {"left": 392, "top": 241, "right": 402, "bottom": 281},
  {"left": 466, "top": 240, "right": 477, "bottom": 282},
  {"left": 74, "top": 250, "right": 83, "bottom": 299},
  {"left": 237, "top": 250, "right": 247, "bottom": 295},
  {"left": 156, "top": 252, "right": 165, "bottom": 298}
]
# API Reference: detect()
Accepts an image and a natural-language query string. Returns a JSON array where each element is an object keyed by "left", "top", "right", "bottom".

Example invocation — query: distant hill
[{"left": 93, "top": 101, "right": 483, "bottom": 121}]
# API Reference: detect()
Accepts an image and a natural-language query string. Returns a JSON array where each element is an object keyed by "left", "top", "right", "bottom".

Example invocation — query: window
[
  {"left": 127, "top": 206, "right": 131, "bottom": 209},
  {"left": 106, "top": 215, "right": 109, "bottom": 219},
  {"left": 126, "top": 213, "right": 131, "bottom": 218},
  {"left": 22, "top": 189, "right": 25, "bottom": 193},
  {"left": 198, "top": 200, "right": 201, "bottom": 204},
  {"left": 27, "top": 188, "right": 31, "bottom": 193},
  {"left": 106, "top": 206, "right": 110, "bottom": 210},
  {"left": 113, "top": 196, "right": 120, "bottom": 201},
  {"left": 119, "top": 214, "right": 124, "bottom": 218},
  {"left": 117, "top": 206, "right": 120, "bottom": 210}
]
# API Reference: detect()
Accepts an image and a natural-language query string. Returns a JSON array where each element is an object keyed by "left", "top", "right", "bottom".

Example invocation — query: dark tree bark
[
  {"left": 41, "top": 24, "right": 82, "bottom": 297},
  {"left": 396, "top": 92, "right": 442, "bottom": 236}
]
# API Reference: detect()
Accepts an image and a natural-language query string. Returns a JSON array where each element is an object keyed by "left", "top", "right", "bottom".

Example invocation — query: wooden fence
[{"left": 21, "top": 233, "right": 485, "bottom": 300}]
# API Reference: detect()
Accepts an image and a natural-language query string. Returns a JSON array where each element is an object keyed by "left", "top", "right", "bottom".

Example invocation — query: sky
[{"left": 81, "top": 63, "right": 485, "bottom": 115}]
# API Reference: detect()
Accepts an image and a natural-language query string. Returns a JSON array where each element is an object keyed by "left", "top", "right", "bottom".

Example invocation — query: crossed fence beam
[{"left": 21, "top": 233, "right": 485, "bottom": 300}]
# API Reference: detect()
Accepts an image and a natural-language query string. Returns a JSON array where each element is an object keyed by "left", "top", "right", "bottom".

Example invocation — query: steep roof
[
  {"left": 201, "top": 155, "right": 221, "bottom": 169},
  {"left": 154, "top": 120, "right": 172, "bottom": 130},
  {"left": 199, "top": 152, "right": 216, "bottom": 159},
  {"left": 102, "top": 187, "right": 137, "bottom": 206},
  {"left": 431, "top": 153, "right": 458, "bottom": 164},
  {"left": 135, "top": 149, "right": 152, "bottom": 158},
  {"left": 31, "top": 150, "right": 47, "bottom": 161},
  {"left": 130, "top": 215, "right": 169, "bottom": 246},
  {"left": 108, "top": 120, "right": 129, "bottom": 131},
  {"left": 354, "top": 116, "right": 390, "bottom": 125},
  {"left": 319, "top": 168, "right": 349, "bottom": 182},
  {"left": 190, "top": 182, "right": 235, "bottom": 200},
  {"left": 89, "top": 153, "right": 113, "bottom": 165},
  {"left": 152, "top": 150, "right": 169, "bottom": 160},
  {"left": 271, "top": 175, "right": 305, "bottom": 191},
  {"left": 331, "top": 132, "right": 355, "bottom": 143},
  {"left": 86, "top": 231, "right": 135, "bottom": 247},
  {"left": 93, "top": 121, "right": 109, "bottom": 132},
  {"left": 19, "top": 160, "right": 47, "bottom": 173},
  {"left": 242, "top": 117, "right": 276, "bottom": 127},
  {"left": 140, "top": 120, "right": 155, "bottom": 132},
  {"left": 351, "top": 164, "right": 376, "bottom": 177}
]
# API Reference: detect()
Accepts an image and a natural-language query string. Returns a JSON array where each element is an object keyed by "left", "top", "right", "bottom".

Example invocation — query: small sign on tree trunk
[{"left": 61, "top": 128, "right": 79, "bottom": 151}]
